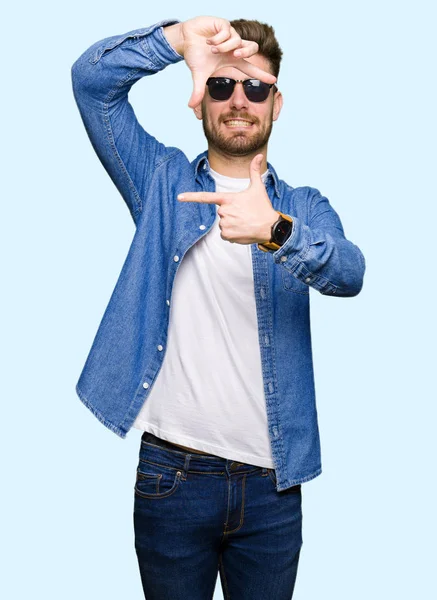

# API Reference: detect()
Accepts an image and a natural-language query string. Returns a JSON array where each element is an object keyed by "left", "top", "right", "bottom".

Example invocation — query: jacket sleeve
[
  {"left": 70, "top": 19, "right": 184, "bottom": 224},
  {"left": 273, "top": 187, "right": 366, "bottom": 297}
]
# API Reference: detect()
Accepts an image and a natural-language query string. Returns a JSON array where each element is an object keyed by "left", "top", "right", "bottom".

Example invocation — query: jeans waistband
[
  {"left": 139, "top": 431, "right": 269, "bottom": 476},
  {"left": 141, "top": 431, "right": 219, "bottom": 456}
]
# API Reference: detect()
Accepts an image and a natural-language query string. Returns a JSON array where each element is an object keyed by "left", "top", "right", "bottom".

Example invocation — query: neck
[{"left": 207, "top": 144, "right": 269, "bottom": 177}]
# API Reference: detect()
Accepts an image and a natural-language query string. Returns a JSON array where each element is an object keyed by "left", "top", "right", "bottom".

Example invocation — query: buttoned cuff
[
  {"left": 145, "top": 20, "right": 185, "bottom": 66},
  {"left": 272, "top": 217, "right": 338, "bottom": 294}
]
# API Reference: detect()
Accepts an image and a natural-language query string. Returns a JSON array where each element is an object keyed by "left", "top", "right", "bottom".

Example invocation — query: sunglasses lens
[
  {"left": 206, "top": 78, "right": 273, "bottom": 102},
  {"left": 207, "top": 78, "right": 234, "bottom": 101},
  {"left": 244, "top": 80, "right": 271, "bottom": 102}
]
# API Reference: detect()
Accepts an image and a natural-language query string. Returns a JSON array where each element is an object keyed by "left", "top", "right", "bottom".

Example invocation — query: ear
[
  {"left": 272, "top": 90, "right": 283, "bottom": 122},
  {"left": 193, "top": 103, "right": 203, "bottom": 120}
]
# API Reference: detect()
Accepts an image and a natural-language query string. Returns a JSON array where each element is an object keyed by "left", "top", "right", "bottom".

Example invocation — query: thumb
[
  {"left": 188, "top": 71, "right": 206, "bottom": 109},
  {"left": 249, "top": 154, "right": 264, "bottom": 186}
]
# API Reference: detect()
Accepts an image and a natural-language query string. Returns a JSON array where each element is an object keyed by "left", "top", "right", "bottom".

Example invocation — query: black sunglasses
[{"left": 205, "top": 77, "right": 276, "bottom": 103}]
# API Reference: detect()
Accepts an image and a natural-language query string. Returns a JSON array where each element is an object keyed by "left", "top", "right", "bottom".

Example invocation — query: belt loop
[
  {"left": 182, "top": 454, "right": 191, "bottom": 480},
  {"left": 262, "top": 467, "right": 268, "bottom": 476}
]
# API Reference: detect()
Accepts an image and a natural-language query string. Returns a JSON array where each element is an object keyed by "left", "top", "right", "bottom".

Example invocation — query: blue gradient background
[{"left": 2, "top": 1, "right": 436, "bottom": 598}]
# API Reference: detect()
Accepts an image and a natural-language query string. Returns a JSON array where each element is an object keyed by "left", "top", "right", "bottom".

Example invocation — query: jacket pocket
[{"left": 281, "top": 269, "right": 310, "bottom": 295}]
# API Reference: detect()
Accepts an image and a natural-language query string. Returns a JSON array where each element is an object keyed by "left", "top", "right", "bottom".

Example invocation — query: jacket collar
[{"left": 192, "top": 150, "right": 281, "bottom": 199}]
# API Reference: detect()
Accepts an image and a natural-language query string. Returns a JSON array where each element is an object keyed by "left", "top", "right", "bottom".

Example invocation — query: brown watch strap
[{"left": 257, "top": 212, "right": 293, "bottom": 252}]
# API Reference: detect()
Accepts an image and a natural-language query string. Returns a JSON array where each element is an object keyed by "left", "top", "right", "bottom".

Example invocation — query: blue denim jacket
[{"left": 71, "top": 19, "right": 366, "bottom": 491}]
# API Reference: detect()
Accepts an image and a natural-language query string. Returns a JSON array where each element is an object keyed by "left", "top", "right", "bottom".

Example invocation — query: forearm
[
  {"left": 163, "top": 22, "right": 185, "bottom": 57},
  {"left": 70, "top": 20, "right": 184, "bottom": 223},
  {"left": 273, "top": 189, "right": 366, "bottom": 297},
  {"left": 71, "top": 20, "right": 183, "bottom": 104}
]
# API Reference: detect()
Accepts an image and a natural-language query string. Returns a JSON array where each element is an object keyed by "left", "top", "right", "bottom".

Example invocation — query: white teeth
[{"left": 225, "top": 120, "right": 252, "bottom": 127}]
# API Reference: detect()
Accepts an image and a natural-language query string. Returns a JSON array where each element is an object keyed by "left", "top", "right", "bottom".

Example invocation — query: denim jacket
[{"left": 71, "top": 19, "right": 366, "bottom": 491}]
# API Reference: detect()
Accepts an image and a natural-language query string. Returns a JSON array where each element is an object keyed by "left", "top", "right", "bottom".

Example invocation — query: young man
[{"left": 71, "top": 15, "right": 365, "bottom": 599}]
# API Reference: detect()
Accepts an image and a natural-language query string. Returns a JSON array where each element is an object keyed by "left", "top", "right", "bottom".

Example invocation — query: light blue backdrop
[{"left": 2, "top": 1, "right": 436, "bottom": 598}]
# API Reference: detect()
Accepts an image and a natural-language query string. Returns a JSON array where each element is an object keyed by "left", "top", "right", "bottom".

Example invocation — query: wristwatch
[{"left": 257, "top": 212, "right": 293, "bottom": 253}]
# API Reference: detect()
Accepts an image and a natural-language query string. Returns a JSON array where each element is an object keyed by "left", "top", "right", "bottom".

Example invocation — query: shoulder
[
  {"left": 281, "top": 180, "right": 321, "bottom": 200},
  {"left": 268, "top": 162, "right": 322, "bottom": 206},
  {"left": 279, "top": 180, "right": 323, "bottom": 220},
  {"left": 151, "top": 148, "right": 201, "bottom": 195},
  {"left": 155, "top": 146, "right": 188, "bottom": 169}
]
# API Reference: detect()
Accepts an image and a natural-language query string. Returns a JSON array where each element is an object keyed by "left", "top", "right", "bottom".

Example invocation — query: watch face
[{"left": 273, "top": 219, "right": 293, "bottom": 244}]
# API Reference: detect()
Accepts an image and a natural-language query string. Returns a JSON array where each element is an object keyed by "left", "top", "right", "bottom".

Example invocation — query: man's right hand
[{"left": 163, "top": 16, "right": 277, "bottom": 109}]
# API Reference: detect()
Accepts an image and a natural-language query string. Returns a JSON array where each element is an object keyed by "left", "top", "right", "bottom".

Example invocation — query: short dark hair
[{"left": 230, "top": 19, "right": 283, "bottom": 80}]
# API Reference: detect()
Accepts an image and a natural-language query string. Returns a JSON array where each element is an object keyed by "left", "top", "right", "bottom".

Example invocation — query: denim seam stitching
[
  {"left": 76, "top": 383, "right": 126, "bottom": 437},
  {"left": 281, "top": 270, "right": 310, "bottom": 295},
  {"left": 267, "top": 282, "right": 286, "bottom": 476},
  {"left": 139, "top": 35, "right": 160, "bottom": 70},
  {"left": 135, "top": 471, "right": 181, "bottom": 499},
  {"left": 219, "top": 553, "right": 230, "bottom": 600},
  {"left": 139, "top": 458, "right": 183, "bottom": 472},
  {"left": 102, "top": 68, "right": 146, "bottom": 219},
  {"left": 224, "top": 474, "right": 246, "bottom": 535},
  {"left": 307, "top": 189, "right": 339, "bottom": 292},
  {"left": 285, "top": 466, "right": 322, "bottom": 487},
  {"left": 155, "top": 148, "right": 184, "bottom": 169}
]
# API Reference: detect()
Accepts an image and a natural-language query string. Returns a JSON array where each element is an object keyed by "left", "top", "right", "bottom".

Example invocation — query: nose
[{"left": 229, "top": 81, "right": 249, "bottom": 110}]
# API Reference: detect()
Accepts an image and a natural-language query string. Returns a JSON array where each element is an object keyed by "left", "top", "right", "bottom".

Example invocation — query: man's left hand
[{"left": 177, "top": 154, "right": 278, "bottom": 245}]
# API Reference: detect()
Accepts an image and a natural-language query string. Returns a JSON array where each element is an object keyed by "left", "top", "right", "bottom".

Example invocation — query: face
[{"left": 194, "top": 54, "right": 283, "bottom": 157}]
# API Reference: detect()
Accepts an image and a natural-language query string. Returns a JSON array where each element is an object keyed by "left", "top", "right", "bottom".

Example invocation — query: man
[{"left": 71, "top": 15, "right": 365, "bottom": 599}]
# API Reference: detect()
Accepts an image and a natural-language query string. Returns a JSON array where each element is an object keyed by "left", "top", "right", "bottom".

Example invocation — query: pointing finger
[
  {"left": 177, "top": 192, "right": 228, "bottom": 204},
  {"left": 233, "top": 58, "right": 277, "bottom": 84}
]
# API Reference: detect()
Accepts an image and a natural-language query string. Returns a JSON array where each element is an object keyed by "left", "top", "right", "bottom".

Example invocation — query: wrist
[
  {"left": 163, "top": 23, "right": 185, "bottom": 57},
  {"left": 258, "top": 212, "right": 293, "bottom": 253},
  {"left": 260, "top": 211, "right": 280, "bottom": 244}
]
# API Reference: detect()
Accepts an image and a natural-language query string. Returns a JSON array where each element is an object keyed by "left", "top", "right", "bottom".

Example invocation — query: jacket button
[
  {"left": 199, "top": 224, "right": 206, "bottom": 230},
  {"left": 166, "top": 300, "right": 170, "bottom": 306},
  {"left": 142, "top": 382, "right": 149, "bottom": 389},
  {"left": 280, "top": 256, "right": 287, "bottom": 262},
  {"left": 305, "top": 277, "right": 311, "bottom": 283},
  {"left": 157, "top": 345, "right": 163, "bottom": 351},
  {"left": 174, "top": 255, "right": 179, "bottom": 262}
]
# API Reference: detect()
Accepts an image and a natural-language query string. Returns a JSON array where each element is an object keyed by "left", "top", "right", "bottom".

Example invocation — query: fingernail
[
  {"left": 211, "top": 47, "right": 219, "bottom": 53},
  {"left": 178, "top": 195, "right": 185, "bottom": 200},
  {"left": 234, "top": 50, "right": 241, "bottom": 56}
]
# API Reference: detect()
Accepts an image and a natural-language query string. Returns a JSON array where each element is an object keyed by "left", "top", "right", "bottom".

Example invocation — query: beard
[{"left": 201, "top": 103, "right": 274, "bottom": 157}]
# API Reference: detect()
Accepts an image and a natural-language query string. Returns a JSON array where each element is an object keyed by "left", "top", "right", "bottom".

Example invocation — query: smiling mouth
[{"left": 223, "top": 119, "right": 254, "bottom": 128}]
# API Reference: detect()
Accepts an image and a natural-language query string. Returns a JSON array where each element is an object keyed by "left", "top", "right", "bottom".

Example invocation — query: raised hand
[
  {"left": 165, "top": 16, "right": 277, "bottom": 109},
  {"left": 177, "top": 154, "right": 279, "bottom": 245}
]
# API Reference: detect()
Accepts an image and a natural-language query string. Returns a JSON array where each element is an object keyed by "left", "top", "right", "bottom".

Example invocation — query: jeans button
[{"left": 230, "top": 461, "right": 243, "bottom": 470}]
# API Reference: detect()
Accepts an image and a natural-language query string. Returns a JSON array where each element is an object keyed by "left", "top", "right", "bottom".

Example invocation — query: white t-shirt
[{"left": 132, "top": 166, "right": 275, "bottom": 468}]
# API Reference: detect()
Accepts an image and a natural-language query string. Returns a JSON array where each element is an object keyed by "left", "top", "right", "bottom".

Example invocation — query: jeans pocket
[{"left": 134, "top": 461, "right": 182, "bottom": 499}]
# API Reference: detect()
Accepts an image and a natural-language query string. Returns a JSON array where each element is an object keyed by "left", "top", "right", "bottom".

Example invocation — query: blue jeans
[{"left": 133, "top": 431, "right": 303, "bottom": 599}]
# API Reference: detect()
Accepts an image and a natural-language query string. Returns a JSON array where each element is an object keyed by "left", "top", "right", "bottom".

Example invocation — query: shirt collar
[{"left": 192, "top": 150, "right": 281, "bottom": 199}]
